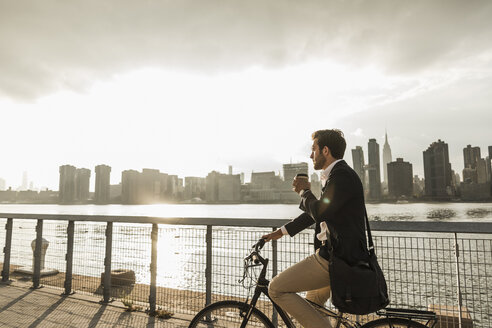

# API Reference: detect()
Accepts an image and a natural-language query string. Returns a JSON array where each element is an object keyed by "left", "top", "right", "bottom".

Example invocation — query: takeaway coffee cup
[
  {"left": 293, "top": 173, "right": 309, "bottom": 191},
  {"left": 295, "top": 173, "right": 309, "bottom": 180}
]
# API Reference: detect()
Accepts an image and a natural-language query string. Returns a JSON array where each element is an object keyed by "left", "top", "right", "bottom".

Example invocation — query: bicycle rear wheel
[
  {"left": 361, "top": 317, "right": 428, "bottom": 328},
  {"left": 188, "top": 300, "right": 275, "bottom": 328}
]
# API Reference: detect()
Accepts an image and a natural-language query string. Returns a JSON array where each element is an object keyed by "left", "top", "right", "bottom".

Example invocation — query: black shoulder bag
[{"left": 328, "top": 208, "right": 389, "bottom": 315}]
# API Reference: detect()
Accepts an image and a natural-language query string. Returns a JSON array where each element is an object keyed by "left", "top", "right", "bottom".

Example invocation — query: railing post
[
  {"left": 102, "top": 221, "right": 113, "bottom": 303},
  {"left": 205, "top": 225, "right": 212, "bottom": 307},
  {"left": 63, "top": 220, "right": 75, "bottom": 295},
  {"left": 149, "top": 223, "right": 158, "bottom": 314},
  {"left": 271, "top": 227, "right": 278, "bottom": 327},
  {"left": 32, "top": 219, "right": 43, "bottom": 289},
  {"left": 1, "top": 218, "right": 13, "bottom": 282},
  {"left": 454, "top": 233, "right": 463, "bottom": 328}
]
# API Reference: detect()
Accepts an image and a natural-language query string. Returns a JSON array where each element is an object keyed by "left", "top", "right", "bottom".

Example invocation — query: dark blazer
[{"left": 284, "top": 160, "right": 369, "bottom": 265}]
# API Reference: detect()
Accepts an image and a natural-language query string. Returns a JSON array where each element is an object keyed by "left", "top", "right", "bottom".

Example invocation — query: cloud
[
  {"left": 338, "top": 74, "right": 492, "bottom": 176},
  {"left": 1, "top": 0, "right": 492, "bottom": 100},
  {"left": 351, "top": 128, "right": 365, "bottom": 138}
]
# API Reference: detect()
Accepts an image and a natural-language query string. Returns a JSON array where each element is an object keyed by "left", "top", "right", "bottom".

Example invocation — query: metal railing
[{"left": 0, "top": 213, "right": 491, "bottom": 327}]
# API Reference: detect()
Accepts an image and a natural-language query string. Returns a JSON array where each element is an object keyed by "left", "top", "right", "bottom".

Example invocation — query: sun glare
[{"left": 1, "top": 61, "right": 414, "bottom": 189}]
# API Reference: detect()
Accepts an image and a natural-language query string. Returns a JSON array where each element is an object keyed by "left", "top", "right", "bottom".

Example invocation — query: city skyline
[
  {"left": 0, "top": 136, "right": 490, "bottom": 192},
  {"left": 1, "top": 136, "right": 491, "bottom": 203},
  {"left": 1, "top": 1, "right": 491, "bottom": 190}
]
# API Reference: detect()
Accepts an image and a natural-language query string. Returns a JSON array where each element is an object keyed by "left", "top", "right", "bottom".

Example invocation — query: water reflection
[
  {"left": 427, "top": 209, "right": 456, "bottom": 220},
  {"left": 152, "top": 228, "right": 201, "bottom": 290},
  {"left": 466, "top": 208, "right": 492, "bottom": 219},
  {"left": 1, "top": 203, "right": 492, "bottom": 221},
  {"left": 385, "top": 215, "right": 414, "bottom": 221}
]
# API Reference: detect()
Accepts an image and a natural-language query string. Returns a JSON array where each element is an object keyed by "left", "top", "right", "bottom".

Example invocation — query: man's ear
[{"left": 323, "top": 146, "right": 330, "bottom": 157}]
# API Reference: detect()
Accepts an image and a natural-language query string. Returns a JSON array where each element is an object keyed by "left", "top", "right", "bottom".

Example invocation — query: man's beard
[{"left": 313, "top": 155, "right": 326, "bottom": 170}]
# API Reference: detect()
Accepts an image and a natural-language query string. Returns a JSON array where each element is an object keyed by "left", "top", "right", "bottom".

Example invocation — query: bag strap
[{"left": 364, "top": 206, "right": 375, "bottom": 256}]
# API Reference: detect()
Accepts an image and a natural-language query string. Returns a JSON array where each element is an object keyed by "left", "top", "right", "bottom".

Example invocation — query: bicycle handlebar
[
  {"left": 253, "top": 238, "right": 266, "bottom": 252},
  {"left": 245, "top": 238, "right": 267, "bottom": 265}
]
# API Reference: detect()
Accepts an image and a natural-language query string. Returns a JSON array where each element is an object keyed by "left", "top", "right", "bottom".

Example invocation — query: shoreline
[{"left": 1, "top": 200, "right": 492, "bottom": 205}]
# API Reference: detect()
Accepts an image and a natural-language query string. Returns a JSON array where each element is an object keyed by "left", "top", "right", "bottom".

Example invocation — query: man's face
[{"left": 310, "top": 139, "right": 327, "bottom": 170}]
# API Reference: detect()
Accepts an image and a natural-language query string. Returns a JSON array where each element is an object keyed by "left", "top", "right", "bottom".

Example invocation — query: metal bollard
[{"left": 31, "top": 238, "right": 49, "bottom": 272}]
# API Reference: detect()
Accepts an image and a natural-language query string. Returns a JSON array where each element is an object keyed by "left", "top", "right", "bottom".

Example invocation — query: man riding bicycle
[{"left": 262, "top": 129, "right": 370, "bottom": 328}]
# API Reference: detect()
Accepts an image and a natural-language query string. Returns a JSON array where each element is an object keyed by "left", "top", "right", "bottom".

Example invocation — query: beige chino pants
[{"left": 268, "top": 250, "right": 332, "bottom": 328}]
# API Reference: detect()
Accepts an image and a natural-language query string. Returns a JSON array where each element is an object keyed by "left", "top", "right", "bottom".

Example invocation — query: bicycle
[{"left": 188, "top": 238, "right": 438, "bottom": 328}]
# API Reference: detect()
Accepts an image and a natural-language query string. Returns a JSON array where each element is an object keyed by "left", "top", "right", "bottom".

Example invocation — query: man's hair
[{"left": 312, "top": 129, "right": 346, "bottom": 159}]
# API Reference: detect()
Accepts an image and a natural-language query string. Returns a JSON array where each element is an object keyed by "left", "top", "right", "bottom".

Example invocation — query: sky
[{"left": 1, "top": 0, "right": 491, "bottom": 191}]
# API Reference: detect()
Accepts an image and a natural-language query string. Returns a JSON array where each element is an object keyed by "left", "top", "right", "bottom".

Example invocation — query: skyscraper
[
  {"left": 75, "top": 168, "right": 91, "bottom": 202},
  {"left": 218, "top": 174, "right": 241, "bottom": 202},
  {"left": 205, "top": 171, "right": 220, "bottom": 202},
  {"left": 21, "top": 171, "right": 28, "bottom": 191},
  {"left": 488, "top": 146, "right": 492, "bottom": 183},
  {"left": 248, "top": 171, "right": 282, "bottom": 201},
  {"left": 367, "top": 139, "right": 381, "bottom": 200},
  {"left": 462, "top": 145, "right": 483, "bottom": 184},
  {"left": 351, "top": 146, "right": 365, "bottom": 187},
  {"left": 463, "top": 145, "right": 481, "bottom": 169},
  {"left": 121, "top": 170, "right": 140, "bottom": 204},
  {"left": 461, "top": 145, "right": 491, "bottom": 200},
  {"left": 184, "top": 177, "right": 206, "bottom": 200},
  {"left": 205, "top": 171, "right": 241, "bottom": 202},
  {"left": 413, "top": 175, "right": 425, "bottom": 198},
  {"left": 164, "top": 174, "right": 180, "bottom": 201},
  {"left": 382, "top": 131, "right": 392, "bottom": 184},
  {"left": 95, "top": 165, "right": 111, "bottom": 204},
  {"left": 140, "top": 169, "right": 162, "bottom": 204},
  {"left": 477, "top": 158, "right": 488, "bottom": 183},
  {"left": 387, "top": 158, "right": 413, "bottom": 198},
  {"left": 251, "top": 172, "right": 279, "bottom": 190},
  {"left": 423, "top": 140, "right": 453, "bottom": 199},
  {"left": 462, "top": 166, "right": 477, "bottom": 184},
  {"left": 59, "top": 165, "right": 76, "bottom": 204}
]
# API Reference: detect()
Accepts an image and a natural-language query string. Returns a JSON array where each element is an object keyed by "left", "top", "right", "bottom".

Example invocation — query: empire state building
[{"left": 383, "top": 131, "right": 392, "bottom": 186}]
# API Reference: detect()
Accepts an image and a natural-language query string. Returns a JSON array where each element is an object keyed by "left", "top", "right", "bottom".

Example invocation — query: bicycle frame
[
  {"left": 241, "top": 258, "right": 294, "bottom": 328},
  {"left": 241, "top": 249, "right": 353, "bottom": 328},
  {"left": 226, "top": 239, "right": 437, "bottom": 328}
]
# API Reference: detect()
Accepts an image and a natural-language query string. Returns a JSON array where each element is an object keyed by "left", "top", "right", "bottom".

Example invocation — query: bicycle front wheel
[
  {"left": 361, "top": 317, "right": 429, "bottom": 328},
  {"left": 188, "top": 300, "right": 275, "bottom": 328}
]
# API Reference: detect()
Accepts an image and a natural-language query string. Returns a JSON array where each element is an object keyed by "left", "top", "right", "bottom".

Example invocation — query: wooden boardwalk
[{"left": 0, "top": 281, "right": 192, "bottom": 328}]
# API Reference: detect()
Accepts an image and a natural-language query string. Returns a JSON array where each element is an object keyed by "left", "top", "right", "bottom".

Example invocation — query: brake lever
[{"left": 252, "top": 238, "right": 266, "bottom": 251}]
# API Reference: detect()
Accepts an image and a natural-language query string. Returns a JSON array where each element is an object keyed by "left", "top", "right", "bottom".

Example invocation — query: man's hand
[
  {"left": 293, "top": 176, "right": 311, "bottom": 194},
  {"left": 261, "top": 229, "right": 284, "bottom": 242}
]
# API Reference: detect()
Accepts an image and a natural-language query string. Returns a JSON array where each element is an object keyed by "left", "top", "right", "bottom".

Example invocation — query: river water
[
  {"left": 1, "top": 203, "right": 491, "bottom": 286},
  {"left": 1, "top": 202, "right": 492, "bottom": 221}
]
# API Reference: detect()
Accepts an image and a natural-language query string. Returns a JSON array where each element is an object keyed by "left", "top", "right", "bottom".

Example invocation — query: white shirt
[{"left": 280, "top": 159, "right": 343, "bottom": 241}]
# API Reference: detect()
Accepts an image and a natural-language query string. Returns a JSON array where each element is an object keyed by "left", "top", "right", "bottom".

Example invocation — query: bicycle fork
[{"left": 240, "top": 287, "right": 263, "bottom": 328}]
